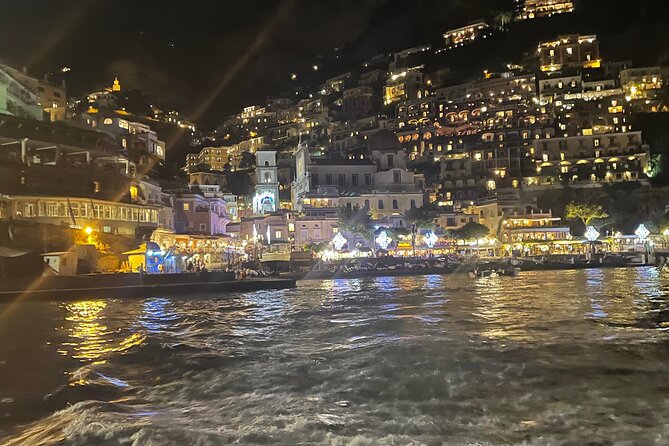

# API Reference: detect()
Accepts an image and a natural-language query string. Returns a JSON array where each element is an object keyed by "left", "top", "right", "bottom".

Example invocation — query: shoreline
[{"left": 0, "top": 272, "right": 296, "bottom": 302}]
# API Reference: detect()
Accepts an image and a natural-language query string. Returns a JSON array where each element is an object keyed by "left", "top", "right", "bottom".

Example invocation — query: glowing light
[
  {"left": 635, "top": 224, "right": 650, "bottom": 242},
  {"left": 424, "top": 231, "right": 438, "bottom": 248},
  {"left": 375, "top": 231, "right": 392, "bottom": 250},
  {"left": 332, "top": 232, "right": 347, "bottom": 251},
  {"left": 584, "top": 226, "right": 600, "bottom": 242},
  {"left": 84, "top": 226, "right": 93, "bottom": 235}
]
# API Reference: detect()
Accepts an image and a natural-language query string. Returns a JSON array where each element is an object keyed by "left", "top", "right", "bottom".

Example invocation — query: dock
[{"left": 0, "top": 272, "right": 296, "bottom": 302}]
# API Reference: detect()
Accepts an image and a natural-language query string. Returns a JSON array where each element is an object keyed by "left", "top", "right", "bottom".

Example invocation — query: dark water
[{"left": 1, "top": 268, "right": 669, "bottom": 445}]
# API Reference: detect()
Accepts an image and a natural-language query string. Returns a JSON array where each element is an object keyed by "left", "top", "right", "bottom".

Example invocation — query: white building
[{"left": 253, "top": 150, "right": 280, "bottom": 214}]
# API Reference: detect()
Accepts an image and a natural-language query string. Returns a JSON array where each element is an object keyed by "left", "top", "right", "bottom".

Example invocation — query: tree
[
  {"left": 239, "top": 151, "right": 256, "bottom": 169},
  {"left": 565, "top": 201, "right": 609, "bottom": 226},
  {"left": 404, "top": 204, "right": 438, "bottom": 256},
  {"left": 337, "top": 205, "right": 373, "bottom": 251},
  {"left": 453, "top": 222, "right": 489, "bottom": 242}
]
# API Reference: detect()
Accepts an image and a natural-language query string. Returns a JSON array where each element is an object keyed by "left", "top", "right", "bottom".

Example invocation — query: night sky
[
  {"left": 0, "top": 0, "right": 517, "bottom": 126},
  {"left": 0, "top": 0, "right": 666, "bottom": 128}
]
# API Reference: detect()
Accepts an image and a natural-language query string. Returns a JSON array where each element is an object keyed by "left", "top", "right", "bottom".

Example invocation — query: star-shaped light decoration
[
  {"left": 332, "top": 232, "right": 347, "bottom": 251},
  {"left": 424, "top": 231, "right": 438, "bottom": 248},
  {"left": 375, "top": 230, "right": 392, "bottom": 250},
  {"left": 635, "top": 223, "right": 650, "bottom": 242},
  {"left": 584, "top": 226, "right": 600, "bottom": 242}
]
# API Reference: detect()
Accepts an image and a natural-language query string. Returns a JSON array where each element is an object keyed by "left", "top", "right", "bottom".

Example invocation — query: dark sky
[{"left": 0, "top": 0, "right": 389, "bottom": 126}]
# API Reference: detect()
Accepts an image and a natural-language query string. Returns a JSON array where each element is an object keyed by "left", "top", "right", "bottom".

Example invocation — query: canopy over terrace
[{"left": 0, "top": 135, "right": 136, "bottom": 177}]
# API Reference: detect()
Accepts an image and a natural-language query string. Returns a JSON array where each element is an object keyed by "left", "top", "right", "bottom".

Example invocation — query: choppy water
[{"left": 1, "top": 268, "right": 669, "bottom": 445}]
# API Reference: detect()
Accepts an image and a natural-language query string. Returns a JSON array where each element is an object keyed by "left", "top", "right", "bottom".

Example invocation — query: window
[
  {"left": 594, "top": 138, "right": 600, "bottom": 147},
  {"left": 102, "top": 226, "right": 112, "bottom": 233},
  {"left": 410, "top": 199, "right": 416, "bottom": 209},
  {"left": 53, "top": 91, "right": 61, "bottom": 98},
  {"left": 486, "top": 180, "right": 496, "bottom": 190},
  {"left": 387, "top": 155, "right": 394, "bottom": 168},
  {"left": 566, "top": 47, "right": 573, "bottom": 55},
  {"left": 378, "top": 200, "right": 384, "bottom": 209},
  {"left": 264, "top": 172, "right": 272, "bottom": 183},
  {"left": 275, "top": 230, "right": 282, "bottom": 239},
  {"left": 200, "top": 223, "right": 206, "bottom": 231},
  {"left": 352, "top": 174, "right": 358, "bottom": 186},
  {"left": 392, "top": 199, "right": 398, "bottom": 210},
  {"left": 338, "top": 174, "right": 345, "bottom": 186},
  {"left": 365, "top": 174, "right": 372, "bottom": 185},
  {"left": 103, "top": 118, "right": 113, "bottom": 125},
  {"left": 549, "top": 49, "right": 555, "bottom": 57},
  {"left": 325, "top": 174, "right": 332, "bottom": 184},
  {"left": 393, "top": 171, "right": 401, "bottom": 183},
  {"left": 183, "top": 203, "right": 190, "bottom": 211}
]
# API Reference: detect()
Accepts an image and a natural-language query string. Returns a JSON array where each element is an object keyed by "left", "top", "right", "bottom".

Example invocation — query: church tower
[
  {"left": 253, "top": 150, "right": 279, "bottom": 214},
  {"left": 112, "top": 77, "right": 121, "bottom": 92}
]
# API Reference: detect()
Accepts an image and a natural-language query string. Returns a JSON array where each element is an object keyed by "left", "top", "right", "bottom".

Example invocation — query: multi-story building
[
  {"left": 0, "top": 65, "right": 44, "bottom": 121},
  {"left": 0, "top": 62, "right": 67, "bottom": 121},
  {"left": 172, "top": 191, "right": 229, "bottom": 235},
  {"left": 342, "top": 86, "right": 374, "bottom": 121},
  {"left": 293, "top": 131, "right": 425, "bottom": 218},
  {"left": 0, "top": 116, "right": 160, "bottom": 240},
  {"left": 384, "top": 68, "right": 424, "bottom": 106},
  {"left": 185, "top": 146, "right": 230, "bottom": 173},
  {"left": 527, "top": 131, "right": 650, "bottom": 188},
  {"left": 517, "top": 0, "right": 574, "bottom": 20},
  {"left": 538, "top": 35, "right": 600, "bottom": 72},
  {"left": 500, "top": 210, "right": 572, "bottom": 255},
  {"left": 442, "top": 20, "right": 489, "bottom": 48}
]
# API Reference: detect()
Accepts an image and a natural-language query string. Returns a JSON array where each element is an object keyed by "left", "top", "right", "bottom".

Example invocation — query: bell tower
[{"left": 253, "top": 150, "right": 279, "bottom": 214}]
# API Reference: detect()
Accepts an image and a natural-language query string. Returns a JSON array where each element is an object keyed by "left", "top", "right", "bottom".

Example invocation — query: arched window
[
  {"left": 378, "top": 200, "right": 384, "bottom": 210},
  {"left": 264, "top": 161, "right": 270, "bottom": 167},
  {"left": 364, "top": 199, "right": 370, "bottom": 208},
  {"left": 264, "top": 172, "right": 271, "bottom": 183},
  {"left": 392, "top": 199, "right": 398, "bottom": 209},
  {"left": 410, "top": 199, "right": 416, "bottom": 209}
]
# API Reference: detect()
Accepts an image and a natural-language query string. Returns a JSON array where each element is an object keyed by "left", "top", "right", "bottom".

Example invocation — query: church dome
[{"left": 368, "top": 129, "right": 400, "bottom": 152}]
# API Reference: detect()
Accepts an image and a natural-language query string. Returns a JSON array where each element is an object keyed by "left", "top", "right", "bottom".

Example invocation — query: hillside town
[{"left": 1, "top": 0, "right": 669, "bottom": 275}]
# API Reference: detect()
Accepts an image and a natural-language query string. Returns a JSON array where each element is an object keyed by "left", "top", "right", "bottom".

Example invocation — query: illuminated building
[
  {"left": 0, "top": 115, "right": 164, "bottom": 247},
  {"left": 292, "top": 131, "right": 424, "bottom": 218},
  {"left": 384, "top": 68, "right": 423, "bottom": 106},
  {"left": 82, "top": 112, "right": 166, "bottom": 169},
  {"left": 173, "top": 192, "right": 229, "bottom": 235},
  {"left": 527, "top": 131, "right": 650, "bottom": 188},
  {"left": 442, "top": 20, "right": 489, "bottom": 48},
  {"left": 501, "top": 210, "right": 573, "bottom": 255},
  {"left": 435, "top": 207, "right": 479, "bottom": 232},
  {"left": 538, "top": 35, "right": 600, "bottom": 72},
  {"left": 253, "top": 150, "right": 279, "bottom": 214},
  {"left": 184, "top": 146, "right": 230, "bottom": 173},
  {"left": 0, "top": 62, "right": 67, "bottom": 121},
  {"left": 619, "top": 67, "right": 663, "bottom": 108},
  {"left": 518, "top": 0, "right": 574, "bottom": 20},
  {"left": 0, "top": 65, "right": 45, "bottom": 121}
]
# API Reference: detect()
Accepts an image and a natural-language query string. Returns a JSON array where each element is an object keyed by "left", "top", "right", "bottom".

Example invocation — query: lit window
[{"left": 183, "top": 203, "right": 190, "bottom": 211}]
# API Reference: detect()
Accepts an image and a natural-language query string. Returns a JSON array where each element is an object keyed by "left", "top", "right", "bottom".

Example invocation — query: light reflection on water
[{"left": 1, "top": 267, "right": 669, "bottom": 445}]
